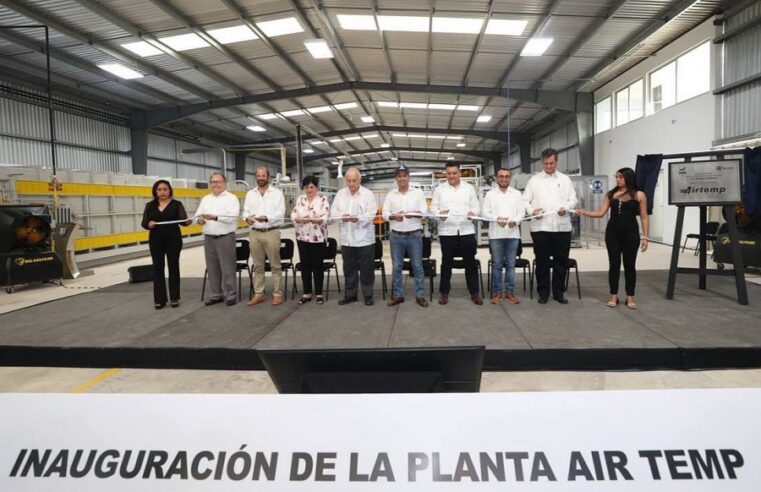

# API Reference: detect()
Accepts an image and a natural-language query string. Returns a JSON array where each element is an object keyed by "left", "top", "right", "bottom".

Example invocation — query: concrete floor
[{"left": 2, "top": 227, "right": 760, "bottom": 394}]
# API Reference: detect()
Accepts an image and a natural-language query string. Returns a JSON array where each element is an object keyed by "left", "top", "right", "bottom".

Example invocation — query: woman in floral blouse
[{"left": 291, "top": 176, "right": 330, "bottom": 304}]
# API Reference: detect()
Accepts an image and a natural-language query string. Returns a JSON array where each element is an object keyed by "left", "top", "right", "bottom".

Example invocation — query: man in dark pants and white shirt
[
  {"left": 330, "top": 167, "right": 378, "bottom": 306},
  {"left": 522, "top": 148, "right": 578, "bottom": 304},
  {"left": 432, "top": 162, "right": 483, "bottom": 305},
  {"left": 197, "top": 172, "right": 241, "bottom": 306}
]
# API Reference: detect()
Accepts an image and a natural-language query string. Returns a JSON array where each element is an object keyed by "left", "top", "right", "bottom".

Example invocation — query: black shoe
[
  {"left": 538, "top": 297, "right": 549, "bottom": 304},
  {"left": 154, "top": 303, "right": 166, "bottom": 310},
  {"left": 364, "top": 297, "right": 374, "bottom": 306},
  {"left": 225, "top": 299, "right": 237, "bottom": 306},
  {"left": 170, "top": 300, "right": 179, "bottom": 308},
  {"left": 204, "top": 298, "right": 223, "bottom": 306},
  {"left": 338, "top": 296, "right": 357, "bottom": 305},
  {"left": 553, "top": 295, "right": 569, "bottom": 304}
]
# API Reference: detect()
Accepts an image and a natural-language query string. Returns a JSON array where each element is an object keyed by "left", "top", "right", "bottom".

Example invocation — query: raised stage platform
[{"left": 1, "top": 271, "right": 760, "bottom": 371}]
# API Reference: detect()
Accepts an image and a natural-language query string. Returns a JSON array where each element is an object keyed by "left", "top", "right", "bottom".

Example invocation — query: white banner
[{"left": 1, "top": 389, "right": 759, "bottom": 491}]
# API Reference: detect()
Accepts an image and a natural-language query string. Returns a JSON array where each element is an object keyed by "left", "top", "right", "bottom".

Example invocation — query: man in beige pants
[{"left": 244, "top": 167, "right": 285, "bottom": 306}]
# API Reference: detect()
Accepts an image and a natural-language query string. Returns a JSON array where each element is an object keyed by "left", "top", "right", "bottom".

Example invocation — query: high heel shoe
[
  {"left": 625, "top": 297, "right": 638, "bottom": 309},
  {"left": 605, "top": 296, "right": 619, "bottom": 308},
  {"left": 297, "top": 295, "right": 313, "bottom": 305}
]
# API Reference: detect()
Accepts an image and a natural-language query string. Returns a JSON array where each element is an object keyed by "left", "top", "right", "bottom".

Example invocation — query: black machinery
[{"left": 0, "top": 204, "right": 63, "bottom": 293}]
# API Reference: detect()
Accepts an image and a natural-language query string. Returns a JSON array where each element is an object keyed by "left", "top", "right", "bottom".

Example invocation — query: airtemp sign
[{"left": 668, "top": 160, "right": 742, "bottom": 205}]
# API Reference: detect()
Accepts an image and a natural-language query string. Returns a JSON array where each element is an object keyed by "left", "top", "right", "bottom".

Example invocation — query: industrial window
[
  {"left": 594, "top": 97, "right": 611, "bottom": 134},
  {"left": 677, "top": 42, "right": 710, "bottom": 102},
  {"left": 615, "top": 79, "right": 644, "bottom": 126},
  {"left": 648, "top": 62, "right": 676, "bottom": 114}
]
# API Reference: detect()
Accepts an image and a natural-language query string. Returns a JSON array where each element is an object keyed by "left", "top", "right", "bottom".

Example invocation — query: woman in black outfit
[
  {"left": 577, "top": 167, "right": 649, "bottom": 309},
  {"left": 141, "top": 180, "right": 191, "bottom": 309}
]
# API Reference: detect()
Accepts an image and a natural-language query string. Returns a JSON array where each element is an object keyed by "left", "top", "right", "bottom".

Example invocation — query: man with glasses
[
  {"left": 482, "top": 168, "right": 524, "bottom": 304},
  {"left": 330, "top": 167, "right": 378, "bottom": 306},
  {"left": 197, "top": 172, "right": 240, "bottom": 306}
]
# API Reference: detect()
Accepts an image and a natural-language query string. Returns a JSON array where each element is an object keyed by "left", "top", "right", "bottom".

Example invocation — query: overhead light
[
  {"left": 337, "top": 14, "right": 377, "bottom": 31},
  {"left": 399, "top": 102, "right": 427, "bottom": 109},
  {"left": 361, "top": 116, "right": 375, "bottom": 123},
  {"left": 390, "top": 157, "right": 398, "bottom": 161},
  {"left": 160, "top": 32, "right": 209, "bottom": 51},
  {"left": 446, "top": 135, "right": 463, "bottom": 140},
  {"left": 378, "top": 16, "right": 428, "bottom": 32},
  {"left": 391, "top": 133, "right": 408, "bottom": 138},
  {"left": 308, "top": 140, "right": 328, "bottom": 145},
  {"left": 477, "top": 115, "right": 492, "bottom": 123},
  {"left": 456, "top": 142, "right": 466, "bottom": 148},
  {"left": 98, "top": 64, "right": 143, "bottom": 79},
  {"left": 361, "top": 133, "right": 380, "bottom": 138},
  {"left": 456, "top": 105, "right": 480, "bottom": 111},
  {"left": 280, "top": 109, "right": 305, "bottom": 117},
  {"left": 257, "top": 17, "right": 303, "bottom": 38},
  {"left": 333, "top": 102, "right": 358, "bottom": 110},
  {"left": 376, "top": 101, "right": 399, "bottom": 108},
  {"left": 521, "top": 38, "right": 553, "bottom": 56},
  {"left": 426, "top": 135, "right": 447, "bottom": 139},
  {"left": 304, "top": 39, "right": 334, "bottom": 59},
  {"left": 428, "top": 103, "right": 457, "bottom": 110},
  {"left": 246, "top": 125, "right": 266, "bottom": 132},
  {"left": 258, "top": 113, "right": 279, "bottom": 120},
  {"left": 432, "top": 17, "right": 483, "bottom": 34},
  {"left": 121, "top": 41, "right": 163, "bottom": 57},
  {"left": 343, "top": 136, "right": 361, "bottom": 141},
  {"left": 447, "top": 156, "right": 455, "bottom": 160},
  {"left": 381, "top": 143, "right": 391, "bottom": 148},
  {"left": 208, "top": 25, "right": 257, "bottom": 44},
  {"left": 410, "top": 171, "right": 432, "bottom": 176},
  {"left": 307, "top": 105, "right": 333, "bottom": 114},
  {"left": 485, "top": 19, "right": 528, "bottom": 36},
  {"left": 329, "top": 138, "right": 343, "bottom": 143},
  {"left": 303, "top": 148, "right": 315, "bottom": 154}
]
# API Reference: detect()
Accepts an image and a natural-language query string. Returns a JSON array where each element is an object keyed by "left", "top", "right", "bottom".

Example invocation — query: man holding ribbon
[
  {"left": 523, "top": 148, "right": 578, "bottom": 305},
  {"left": 432, "top": 162, "right": 483, "bottom": 305},
  {"left": 382, "top": 164, "right": 429, "bottom": 308},
  {"left": 197, "top": 172, "right": 240, "bottom": 306},
  {"left": 330, "top": 167, "right": 378, "bottom": 306},
  {"left": 244, "top": 167, "right": 285, "bottom": 307},
  {"left": 482, "top": 168, "right": 524, "bottom": 305}
]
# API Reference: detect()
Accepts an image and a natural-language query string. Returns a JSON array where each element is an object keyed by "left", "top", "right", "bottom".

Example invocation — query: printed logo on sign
[
  {"left": 591, "top": 179, "right": 604, "bottom": 195},
  {"left": 680, "top": 186, "right": 726, "bottom": 195}
]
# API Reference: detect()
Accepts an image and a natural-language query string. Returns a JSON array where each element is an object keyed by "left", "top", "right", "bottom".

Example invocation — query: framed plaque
[{"left": 668, "top": 159, "right": 743, "bottom": 205}]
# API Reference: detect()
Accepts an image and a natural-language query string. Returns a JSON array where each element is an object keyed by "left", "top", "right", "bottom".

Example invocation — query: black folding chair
[
  {"left": 294, "top": 238, "right": 342, "bottom": 300},
  {"left": 451, "top": 241, "right": 484, "bottom": 295},
  {"left": 403, "top": 236, "right": 437, "bottom": 301},
  {"left": 487, "top": 240, "right": 532, "bottom": 297},
  {"left": 374, "top": 238, "right": 388, "bottom": 300},
  {"left": 264, "top": 238, "right": 296, "bottom": 300},
  {"left": 531, "top": 257, "right": 581, "bottom": 299}
]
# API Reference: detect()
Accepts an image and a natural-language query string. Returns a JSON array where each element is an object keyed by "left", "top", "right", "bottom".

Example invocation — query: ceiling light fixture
[
  {"left": 428, "top": 103, "right": 457, "bottom": 110},
  {"left": 280, "top": 109, "right": 305, "bottom": 117},
  {"left": 306, "top": 105, "right": 333, "bottom": 114},
  {"left": 333, "top": 102, "right": 358, "bottom": 110},
  {"left": 98, "top": 64, "right": 143, "bottom": 79},
  {"left": 376, "top": 101, "right": 399, "bottom": 108},
  {"left": 246, "top": 125, "right": 266, "bottom": 132},
  {"left": 521, "top": 38, "right": 554, "bottom": 56},
  {"left": 160, "top": 32, "right": 209, "bottom": 51},
  {"left": 485, "top": 19, "right": 528, "bottom": 36},
  {"left": 257, "top": 17, "right": 303, "bottom": 37},
  {"left": 208, "top": 25, "right": 257, "bottom": 44},
  {"left": 432, "top": 17, "right": 483, "bottom": 34},
  {"left": 378, "top": 15, "right": 429, "bottom": 32},
  {"left": 303, "top": 149, "right": 315, "bottom": 154},
  {"left": 477, "top": 115, "right": 492, "bottom": 123},
  {"left": 121, "top": 41, "right": 163, "bottom": 57},
  {"left": 304, "top": 39, "right": 334, "bottom": 59},
  {"left": 361, "top": 116, "right": 375, "bottom": 123},
  {"left": 399, "top": 102, "right": 428, "bottom": 109},
  {"left": 456, "top": 142, "right": 466, "bottom": 148},
  {"left": 456, "top": 105, "right": 480, "bottom": 111},
  {"left": 258, "top": 113, "right": 279, "bottom": 120},
  {"left": 337, "top": 14, "right": 377, "bottom": 30}
]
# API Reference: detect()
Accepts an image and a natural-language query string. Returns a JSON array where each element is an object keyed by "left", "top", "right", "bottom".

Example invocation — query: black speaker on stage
[{"left": 0, "top": 204, "right": 63, "bottom": 290}]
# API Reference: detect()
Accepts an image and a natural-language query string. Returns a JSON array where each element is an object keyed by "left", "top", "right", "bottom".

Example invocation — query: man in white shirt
[
  {"left": 382, "top": 165, "right": 429, "bottom": 308},
  {"left": 330, "top": 167, "right": 378, "bottom": 306},
  {"left": 523, "top": 148, "right": 579, "bottom": 304},
  {"left": 197, "top": 172, "right": 241, "bottom": 306},
  {"left": 482, "top": 168, "right": 524, "bottom": 305},
  {"left": 243, "top": 167, "right": 286, "bottom": 307},
  {"left": 431, "top": 162, "right": 483, "bottom": 305}
]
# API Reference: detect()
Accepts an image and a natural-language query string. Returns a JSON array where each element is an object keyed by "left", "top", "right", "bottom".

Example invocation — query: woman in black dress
[
  {"left": 577, "top": 167, "right": 649, "bottom": 309},
  {"left": 141, "top": 180, "right": 191, "bottom": 309}
]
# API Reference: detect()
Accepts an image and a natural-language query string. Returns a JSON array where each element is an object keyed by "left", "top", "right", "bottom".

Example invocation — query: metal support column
[
  {"left": 129, "top": 110, "right": 148, "bottom": 175},
  {"left": 575, "top": 111, "right": 595, "bottom": 175}
]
